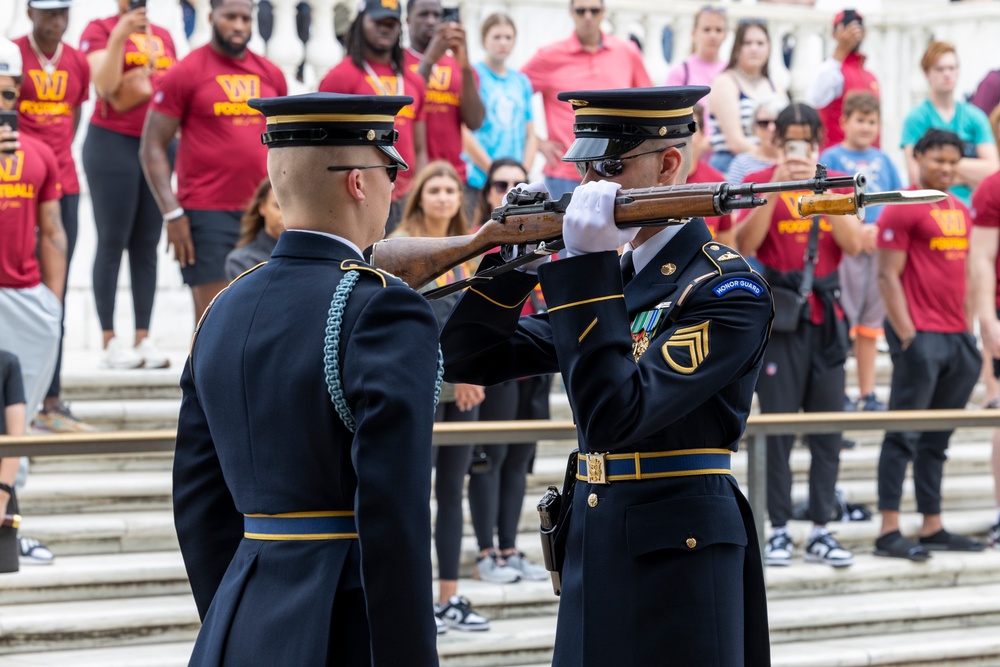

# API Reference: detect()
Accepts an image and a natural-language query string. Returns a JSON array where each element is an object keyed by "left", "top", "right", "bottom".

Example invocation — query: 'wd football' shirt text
[
  {"left": 0, "top": 135, "right": 61, "bottom": 289},
  {"left": 151, "top": 45, "right": 287, "bottom": 211},
  {"left": 14, "top": 36, "right": 89, "bottom": 195},
  {"left": 878, "top": 189, "right": 971, "bottom": 333}
]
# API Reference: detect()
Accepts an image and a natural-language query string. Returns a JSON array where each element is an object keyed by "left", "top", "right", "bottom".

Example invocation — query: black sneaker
[
  {"left": 435, "top": 595, "right": 490, "bottom": 632},
  {"left": 989, "top": 522, "right": 1000, "bottom": 551},
  {"left": 804, "top": 531, "right": 854, "bottom": 567},
  {"left": 765, "top": 532, "right": 793, "bottom": 566}
]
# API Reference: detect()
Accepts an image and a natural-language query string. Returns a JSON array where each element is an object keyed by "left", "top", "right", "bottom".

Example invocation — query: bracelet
[{"left": 163, "top": 207, "right": 185, "bottom": 223}]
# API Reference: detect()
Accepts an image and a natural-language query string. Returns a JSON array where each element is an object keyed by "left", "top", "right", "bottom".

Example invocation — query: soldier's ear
[
  {"left": 344, "top": 168, "right": 367, "bottom": 203},
  {"left": 657, "top": 145, "right": 685, "bottom": 186}
]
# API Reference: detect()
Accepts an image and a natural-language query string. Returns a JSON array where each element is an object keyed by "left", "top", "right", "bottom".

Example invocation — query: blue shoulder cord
[{"left": 324, "top": 270, "right": 444, "bottom": 433}]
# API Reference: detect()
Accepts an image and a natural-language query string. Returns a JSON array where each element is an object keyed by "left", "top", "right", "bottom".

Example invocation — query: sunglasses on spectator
[
  {"left": 574, "top": 7, "right": 602, "bottom": 16},
  {"left": 738, "top": 18, "right": 768, "bottom": 27},
  {"left": 490, "top": 180, "right": 523, "bottom": 194},
  {"left": 575, "top": 143, "right": 686, "bottom": 179},
  {"left": 699, "top": 5, "right": 726, "bottom": 16},
  {"left": 0, "top": 88, "right": 16, "bottom": 102},
  {"left": 327, "top": 163, "right": 398, "bottom": 183},
  {"left": 755, "top": 119, "right": 777, "bottom": 130}
]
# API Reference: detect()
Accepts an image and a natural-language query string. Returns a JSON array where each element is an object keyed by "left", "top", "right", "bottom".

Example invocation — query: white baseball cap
[
  {"left": 0, "top": 38, "right": 23, "bottom": 78},
  {"left": 28, "top": 0, "right": 74, "bottom": 8}
]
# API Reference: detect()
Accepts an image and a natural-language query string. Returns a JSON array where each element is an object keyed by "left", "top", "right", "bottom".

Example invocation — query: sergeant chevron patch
[{"left": 661, "top": 321, "right": 710, "bottom": 374}]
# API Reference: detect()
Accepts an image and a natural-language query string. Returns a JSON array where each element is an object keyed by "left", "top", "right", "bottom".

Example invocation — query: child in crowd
[
  {"left": 1, "top": 350, "right": 27, "bottom": 573},
  {"left": 820, "top": 92, "right": 902, "bottom": 412}
]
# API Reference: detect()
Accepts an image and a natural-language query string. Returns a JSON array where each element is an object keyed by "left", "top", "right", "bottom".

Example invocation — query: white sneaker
[
  {"left": 502, "top": 551, "right": 550, "bottom": 582},
  {"left": 136, "top": 338, "right": 170, "bottom": 369},
  {"left": 474, "top": 550, "right": 520, "bottom": 584},
  {"left": 804, "top": 531, "right": 854, "bottom": 567},
  {"left": 435, "top": 614, "right": 447, "bottom": 635},
  {"left": 99, "top": 337, "right": 143, "bottom": 370}
]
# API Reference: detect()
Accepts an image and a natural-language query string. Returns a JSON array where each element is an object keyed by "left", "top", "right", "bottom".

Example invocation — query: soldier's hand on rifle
[{"left": 563, "top": 180, "right": 636, "bottom": 255}]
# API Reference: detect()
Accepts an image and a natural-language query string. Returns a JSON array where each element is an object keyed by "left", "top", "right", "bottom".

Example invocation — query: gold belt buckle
[{"left": 585, "top": 452, "right": 609, "bottom": 485}]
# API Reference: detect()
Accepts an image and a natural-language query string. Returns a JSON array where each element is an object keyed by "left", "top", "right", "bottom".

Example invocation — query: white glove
[{"left": 563, "top": 180, "right": 635, "bottom": 255}]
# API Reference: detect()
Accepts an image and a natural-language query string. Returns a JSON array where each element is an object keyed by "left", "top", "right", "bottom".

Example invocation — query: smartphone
[
  {"left": 128, "top": 0, "right": 146, "bottom": 10},
  {"left": 0, "top": 110, "right": 17, "bottom": 155},
  {"left": 784, "top": 140, "right": 810, "bottom": 159},
  {"left": 840, "top": 9, "right": 860, "bottom": 26},
  {"left": 442, "top": 6, "right": 460, "bottom": 23}
]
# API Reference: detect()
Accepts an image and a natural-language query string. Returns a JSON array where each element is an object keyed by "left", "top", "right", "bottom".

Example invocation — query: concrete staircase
[{"left": 3, "top": 356, "right": 1000, "bottom": 666}]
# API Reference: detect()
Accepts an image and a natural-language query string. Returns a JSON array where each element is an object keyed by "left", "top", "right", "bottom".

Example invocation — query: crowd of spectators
[{"left": 6, "top": 0, "right": 1000, "bottom": 622}]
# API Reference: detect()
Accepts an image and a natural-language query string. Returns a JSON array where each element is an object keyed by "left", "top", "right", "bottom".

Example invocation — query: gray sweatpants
[{"left": 0, "top": 284, "right": 62, "bottom": 489}]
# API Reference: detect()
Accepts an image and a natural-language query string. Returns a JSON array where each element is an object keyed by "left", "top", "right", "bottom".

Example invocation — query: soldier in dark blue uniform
[
  {"left": 440, "top": 87, "right": 773, "bottom": 666},
  {"left": 173, "top": 93, "right": 441, "bottom": 666}
]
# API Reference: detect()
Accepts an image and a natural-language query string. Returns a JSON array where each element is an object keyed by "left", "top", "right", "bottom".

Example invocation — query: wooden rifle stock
[
  {"left": 369, "top": 167, "right": 869, "bottom": 290},
  {"left": 369, "top": 184, "right": 739, "bottom": 289}
]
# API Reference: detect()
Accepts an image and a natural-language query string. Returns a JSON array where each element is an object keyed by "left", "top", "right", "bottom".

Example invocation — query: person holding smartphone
[
  {"left": 806, "top": 9, "right": 881, "bottom": 151},
  {"left": 735, "top": 102, "right": 862, "bottom": 569},
  {"left": 0, "top": 38, "right": 66, "bottom": 567},
  {"left": 80, "top": 0, "right": 177, "bottom": 371},
  {"left": 405, "top": 0, "right": 485, "bottom": 213}
]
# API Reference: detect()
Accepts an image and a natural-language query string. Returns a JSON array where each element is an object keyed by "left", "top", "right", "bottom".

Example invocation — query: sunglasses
[
  {"left": 755, "top": 119, "right": 777, "bottom": 130},
  {"left": 699, "top": 5, "right": 726, "bottom": 15},
  {"left": 327, "top": 163, "right": 398, "bottom": 183},
  {"left": 738, "top": 18, "right": 768, "bottom": 27},
  {"left": 0, "top": 88, "right": 17, "bottom": 102},
  {"left": 490, "top": 179, "right": 524, "bottom": 194},
  {"left": 574, "top": 7, "right": 602, "bottom": 16},
  {"left": 574, "top": 143, "right": 686, "bottom": 179}
]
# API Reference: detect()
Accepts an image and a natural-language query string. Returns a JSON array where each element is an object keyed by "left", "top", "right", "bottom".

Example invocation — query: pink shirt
[
  {"left": 664, "top": 55, "right": 726, "bottom": 88},
  {"left": 521, "top": 32, "right": 651, "bottom": 181}
]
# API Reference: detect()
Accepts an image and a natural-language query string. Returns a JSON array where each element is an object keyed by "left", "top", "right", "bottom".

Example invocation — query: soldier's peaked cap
[
  {"left": 557, "top": 86, "right": 710, "bottom": 162},
  {"left": 248, "top": 92, "right": 414, "bottom": 169}
]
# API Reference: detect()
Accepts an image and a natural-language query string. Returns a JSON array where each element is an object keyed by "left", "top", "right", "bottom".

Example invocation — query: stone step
[
  {"left": 43, "top": 399, "right": 182, "bottom": 432},
  {"left": 59, "top": 367, "right": 184, "bottom": 403},
  {"left": 18, "top": 472, "right": 172, "bottom": 515},
  {"left": 0, "top": 595, "right": 200, "bottom": 656},
  {"left": 18, "top": 511, "right": 178, "bottom": 557},
  {"left": 771, "top": 626, "right": 1000, "bottom": 667},
  {"left": 5, "top": 554, "right": 1000, "bottom": 664},
  {"left": 0, "top": 642, "right": 193, "bottom": 666},
  {"left": 0, "top": 552, "right": 190, "bottom": 605},
  {"left": 27, "top": 453, "right": 175, "bottom": 475}
]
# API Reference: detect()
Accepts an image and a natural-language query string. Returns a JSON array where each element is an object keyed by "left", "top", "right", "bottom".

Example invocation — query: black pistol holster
[{"left": 537, "top": 449, "right": 578, "bottom": 595}]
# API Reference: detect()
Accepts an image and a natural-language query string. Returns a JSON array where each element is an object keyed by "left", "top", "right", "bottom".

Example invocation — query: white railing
[{"left": 4, "top": 0, "right": 1000, "bottom": 354}]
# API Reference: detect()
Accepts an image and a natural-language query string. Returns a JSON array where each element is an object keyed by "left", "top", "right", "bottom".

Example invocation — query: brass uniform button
[
  {"left": 661, "top": 263, "right": 676, "bottom": 276},
  {"left": 588, "top": 493, "right": 599, "bottom": 508},
  {"left": 709, "top": 244, "right": 720, "bottom": 251},
  {"left": 685, "top": 537, "right": 697, "bottom": 549}
]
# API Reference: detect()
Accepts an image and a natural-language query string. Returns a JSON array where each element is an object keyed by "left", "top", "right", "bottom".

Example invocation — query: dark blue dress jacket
[
  {"left": 441, "top": 220, "right": 773, "bottom": 666},
  {"left": 174, "top": 231, "right": 440, "bottom": 667}
]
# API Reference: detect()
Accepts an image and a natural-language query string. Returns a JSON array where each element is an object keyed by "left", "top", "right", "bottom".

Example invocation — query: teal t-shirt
[
  {"left": 900, "top": 99, "right": 993, "bottom": 204},
  {"left": 463, "top": 62, "right": 534, "bottom": 189}
]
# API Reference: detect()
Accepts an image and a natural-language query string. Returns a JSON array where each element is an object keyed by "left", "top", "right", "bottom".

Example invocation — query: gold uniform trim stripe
[
  {"left": 469, "top": 288, "right": 530, "bottom": 309},
  {"left": 573, "top": 106, "right": 694, "bottom": 119},
  {"left": 548, "top": 294, "right": 624, "bottom": 313},
  {"left": 244, "top": 532, "right": 359, "bottom": 541},
  {"left": 578, "top": 317, "right": 599, "bottom": 343},
  {"left": 603, "top": 447, "right": 732, "bottom": 460},
  {"left": 266, "top": 113, "right": 396, "bottom": 124},
  {"left": 244, "top": 511, "right": 355, "bottom": 518}
]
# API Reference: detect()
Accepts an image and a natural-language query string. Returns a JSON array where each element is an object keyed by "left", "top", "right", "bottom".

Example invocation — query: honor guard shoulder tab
[{"left": 701, "top": 242, "right": 753, "bottom": 275}]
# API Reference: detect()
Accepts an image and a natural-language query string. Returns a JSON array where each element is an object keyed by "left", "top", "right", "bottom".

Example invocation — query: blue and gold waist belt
[
  {"left": 577, "top": 448, "right": 732, "bottom": 485},
  {"left": 244, "top": 511, "right": 358, "bottom": 540}
]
